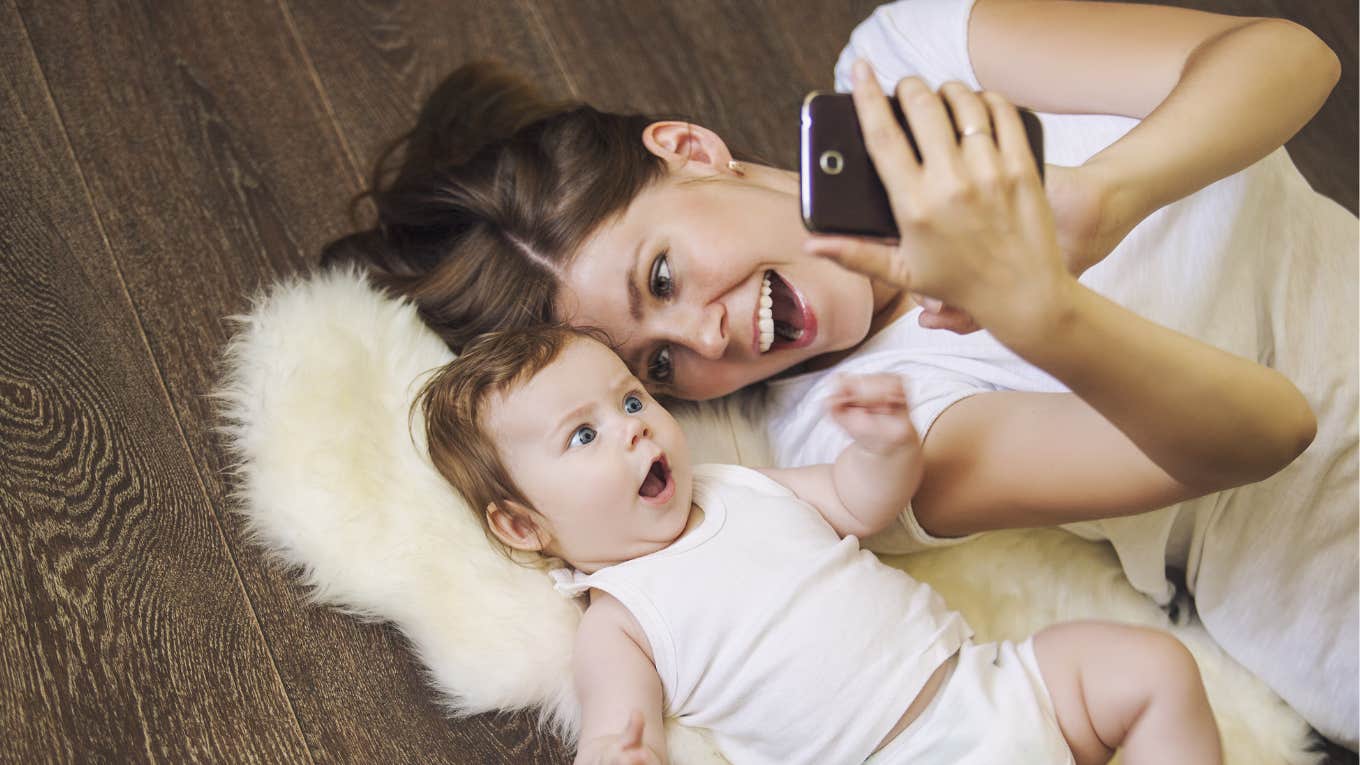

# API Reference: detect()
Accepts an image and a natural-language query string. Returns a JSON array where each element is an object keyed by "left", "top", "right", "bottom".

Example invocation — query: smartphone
[{"left": 800, "top": 91, "right": 1045, "bottom": 238}]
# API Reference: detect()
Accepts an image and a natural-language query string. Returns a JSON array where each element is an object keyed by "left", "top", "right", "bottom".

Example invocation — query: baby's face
[{"left": 486, "top": 337, "right": 694, "bottom": 571}]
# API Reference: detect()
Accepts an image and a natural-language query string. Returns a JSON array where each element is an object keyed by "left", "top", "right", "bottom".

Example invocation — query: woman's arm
[
  {"left": 970, "top": 0, "right": 1341, "bottom": 273},
  {"left": 807, "top": 67, "right": 1316, "bottom": 534},
  {"left": 573, "top": 595, "right": 667, "bottom": 765}
]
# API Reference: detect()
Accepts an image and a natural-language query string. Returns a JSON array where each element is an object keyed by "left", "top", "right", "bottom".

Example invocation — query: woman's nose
[{"left": 681, "top": 302, "right": 727, "bottom": 360}]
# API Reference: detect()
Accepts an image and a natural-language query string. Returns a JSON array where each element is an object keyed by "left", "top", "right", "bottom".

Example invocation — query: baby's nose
[{"left": 625, "top": 417, "right": 650, "bottom": 446}]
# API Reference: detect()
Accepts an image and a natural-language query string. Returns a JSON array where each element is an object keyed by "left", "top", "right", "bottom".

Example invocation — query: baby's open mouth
[
  {"left": 757, "top": 270, "right": 810, "bottom": 354},
  {"left": 639, "top": 455, "right": 672, "bottom": 499}
]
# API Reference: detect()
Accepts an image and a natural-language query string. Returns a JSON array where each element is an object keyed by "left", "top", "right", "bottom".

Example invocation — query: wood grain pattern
[
  {"left": 0, "top": 2, "right": 311, "bottom": 761},
  {"left": 0, "top": 0, "right": 1354, "bottom": 762},
  {"left": 11, "top": 0, "right": 579, "bottom": 756},
  {"left": 283, "top": 0, "right": 570, "bottom": 201},
  {"left": 523, "top": 0, "right": 880, "bottom": 171},
  {"left": 10, "top": 0, "right": 555, "bottom": 761}
]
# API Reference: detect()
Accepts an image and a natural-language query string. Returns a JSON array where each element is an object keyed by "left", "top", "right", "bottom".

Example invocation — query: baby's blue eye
[
  {"left": 568, "top": 425, "right": 597, "bottom": 449},
  {"left": 624, "top": 394, "right": 644, "bottom": 414}
]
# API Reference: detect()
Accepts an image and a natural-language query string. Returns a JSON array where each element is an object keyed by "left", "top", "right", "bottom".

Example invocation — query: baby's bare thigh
[{"left": 1033, "top": 621, "right": 1197, "bottom": 765}]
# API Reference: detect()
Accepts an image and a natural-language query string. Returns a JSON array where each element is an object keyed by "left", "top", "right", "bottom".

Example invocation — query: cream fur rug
[{"left": 214, "top": 265, "right": 1319, "bottom": 764}]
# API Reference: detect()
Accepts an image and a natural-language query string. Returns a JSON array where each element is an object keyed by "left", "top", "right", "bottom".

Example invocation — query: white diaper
[{"left": 865, "top": 638, "right": 1074, "bottom": 765}]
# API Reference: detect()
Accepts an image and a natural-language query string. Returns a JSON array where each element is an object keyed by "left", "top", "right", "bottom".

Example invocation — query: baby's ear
[{"left": 486, "top": 500, "right": 551, "bottom": 552}]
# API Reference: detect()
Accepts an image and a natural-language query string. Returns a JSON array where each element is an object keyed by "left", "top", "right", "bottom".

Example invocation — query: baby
[{"left": 416, "top": 324, "right": 1221, "bottom": 765}]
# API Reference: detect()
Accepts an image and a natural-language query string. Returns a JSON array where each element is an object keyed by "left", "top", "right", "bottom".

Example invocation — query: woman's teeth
[
  {"left": 759, "top": 272, "right": 775, "bottom": 353},
  {"left": 758, "top": 271, "right": 803, "bottom": 354}
]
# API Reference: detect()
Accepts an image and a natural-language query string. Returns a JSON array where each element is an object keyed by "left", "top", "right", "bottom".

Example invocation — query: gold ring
[{"left": 959, "top": 124, "right": 991, "bottom": 138}]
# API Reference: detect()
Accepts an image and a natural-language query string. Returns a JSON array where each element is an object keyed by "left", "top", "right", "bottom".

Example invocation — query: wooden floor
[{"left": 1, "top": 1, "right": 1354, "bottom": 762}]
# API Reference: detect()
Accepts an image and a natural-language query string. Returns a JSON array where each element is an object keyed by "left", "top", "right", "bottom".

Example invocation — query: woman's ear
[
  {"left": 642, "top": 121, "right": 735, "bottom": 174},
  {"left": 486, "top": 500, "right": 552, "bottom": 553}
]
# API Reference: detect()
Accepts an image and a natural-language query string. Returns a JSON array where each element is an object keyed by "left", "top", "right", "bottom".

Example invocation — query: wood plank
[
  {"left": 279, "top": 2, "right": 633, "bottom": 756},
  {"left": 283, "top": 0, "right": 570, "bottom": 191},
  {"left": 11, "top": 0, "right": 562, "bottom": 761},
  {"left": 521, "top": 0, "right": 879, "bottom": 171},
  {"left": 0, "top": 3, "right": 311, "bottom": 761}
]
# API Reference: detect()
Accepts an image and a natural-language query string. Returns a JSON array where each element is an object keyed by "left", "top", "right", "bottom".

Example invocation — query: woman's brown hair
[{"left": 322, "top": 60, "right": 750, "bottom": 356}]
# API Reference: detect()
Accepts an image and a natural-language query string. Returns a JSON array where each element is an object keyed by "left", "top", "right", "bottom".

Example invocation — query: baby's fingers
[
  {"left": 831, "top": 373, "right": 908, "bottom": 406},
  {"left": 804, "top": 236, "right": 908, "bottom": 288}
]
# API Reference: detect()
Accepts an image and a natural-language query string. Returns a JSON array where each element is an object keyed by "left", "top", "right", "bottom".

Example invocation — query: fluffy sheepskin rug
[{"left": 214, "top": 265, "right": 1319, "bottom": 764}]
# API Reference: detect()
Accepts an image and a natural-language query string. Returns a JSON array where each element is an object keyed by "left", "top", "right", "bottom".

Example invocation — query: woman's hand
[
  {"left": 805, "top": 60, "right": 1076, "bottom": 347},
  {"left": 903, "top": 163, "right": 1135, "bottom": 335},
  {"left": 915, "top": 162, "right": 1142, "bottom": 332}
]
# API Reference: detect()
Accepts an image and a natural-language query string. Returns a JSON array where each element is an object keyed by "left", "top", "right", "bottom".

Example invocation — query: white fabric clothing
[
  {"left": 865, "top": 639, "right": 1073, "bottom": 765},
  {"left": 765, "top": 0, "right": 1359, "bottom": 746},
  {"left": 551, "top": 463, "right": 972, "bottom": 765}
]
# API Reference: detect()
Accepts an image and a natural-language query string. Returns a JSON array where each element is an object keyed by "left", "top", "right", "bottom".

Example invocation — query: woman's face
[{"left": 558, "top": 167, "right": 880, "bottom": 400}]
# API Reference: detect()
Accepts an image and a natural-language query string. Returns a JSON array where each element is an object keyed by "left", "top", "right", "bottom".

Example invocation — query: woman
[{"left": 323, "top": 0, "right": 1356, "bottom": 749}]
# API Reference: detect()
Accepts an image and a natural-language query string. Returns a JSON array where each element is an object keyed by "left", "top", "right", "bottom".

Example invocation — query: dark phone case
[{"left": 800, "top": 91, "right": 1045, "bottom": 238}]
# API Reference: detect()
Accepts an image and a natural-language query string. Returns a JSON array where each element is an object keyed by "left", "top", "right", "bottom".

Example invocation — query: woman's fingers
[
  {"left": 940, "top": 82, "right": 1002, "bottom": 184},
  {"left": 804, "top": 236, "right": 908, "bottom": 288},
  {"left": 895, "top": 77, "right": 966, "bottom": 171},
  {"left": 849, "top": 60, "right": 921, "bottom": 205},
  {"left": 983, "top": 91, "right": 1041, "bottom": 188},
  {"left": 918, "top": 304, "right": 982, "bottom": 334},
  {"left": 983, "top": 91, "right": 1053, "bottom": 234}
]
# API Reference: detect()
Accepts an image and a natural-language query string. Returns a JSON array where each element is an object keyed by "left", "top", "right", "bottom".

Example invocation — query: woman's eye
[
  {"left": 650, "top": 253, "right": 673, "bottom": 298},
  {"left": 648, "top": 346, "right": 673, "bottom": 384},
  {"left": 624, "top": 394, "right": 644, "bottom": 414},
  {"left": 568, "top": 425, "right": 597, "bottom": 449}
]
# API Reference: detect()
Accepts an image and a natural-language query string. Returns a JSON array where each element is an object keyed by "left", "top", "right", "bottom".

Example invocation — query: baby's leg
[{"left": 1032, "top": 621, "right": 1221, "bottom": 765}]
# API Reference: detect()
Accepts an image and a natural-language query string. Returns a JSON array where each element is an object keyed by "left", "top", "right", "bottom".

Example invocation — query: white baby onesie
[{"left": 551, "top": 463, "right": 972, "bottom": 765}]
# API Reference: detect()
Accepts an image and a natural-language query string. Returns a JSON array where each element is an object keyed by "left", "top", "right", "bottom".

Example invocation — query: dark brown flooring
[{"left": 1, "top": 1, "right": 1354, "bottom": 763}]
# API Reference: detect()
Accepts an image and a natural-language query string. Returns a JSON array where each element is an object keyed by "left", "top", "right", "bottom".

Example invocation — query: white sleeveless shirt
[{"left": 552, "top": 464, "right": 972, "bottom": 765}]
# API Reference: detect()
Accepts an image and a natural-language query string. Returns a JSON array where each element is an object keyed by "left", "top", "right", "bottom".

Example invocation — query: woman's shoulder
[{"left": 836, "top": 0, "right": 983, "bottom": 93}]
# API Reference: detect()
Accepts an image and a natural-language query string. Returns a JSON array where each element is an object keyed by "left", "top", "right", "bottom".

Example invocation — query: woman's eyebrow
[{"left": 626, "top": 239, "right": 644, "bottom": 322}]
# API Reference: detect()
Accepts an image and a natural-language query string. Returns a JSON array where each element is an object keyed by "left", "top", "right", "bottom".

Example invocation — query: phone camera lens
[{"left": 819, "top": 150, "right": 844, "bottom": 176}]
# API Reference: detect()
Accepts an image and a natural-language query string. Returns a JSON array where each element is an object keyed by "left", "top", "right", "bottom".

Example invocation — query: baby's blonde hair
[{"left": 412, "top": 323, "right": 615, "bottom": 563}]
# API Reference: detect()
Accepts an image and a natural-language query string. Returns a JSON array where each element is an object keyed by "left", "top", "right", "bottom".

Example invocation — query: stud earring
[{"left": 727, "top": 159, "right": 745, "bottom": 177}]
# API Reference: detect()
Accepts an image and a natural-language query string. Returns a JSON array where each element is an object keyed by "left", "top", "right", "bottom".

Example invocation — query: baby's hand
[
  {"left": 592, "top": 710, "right": 661, "bottom": 765},
  {"left": 826, "top": 374, "right": 919, "bottom": 455}
]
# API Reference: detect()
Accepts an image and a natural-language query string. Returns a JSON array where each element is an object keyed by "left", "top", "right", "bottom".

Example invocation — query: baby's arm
[
  {"left": 759, "top": 374, "right": 922, "bottom": 538},
  {"left": 573, "top": 591, "right": 667, "bottom": 765}
]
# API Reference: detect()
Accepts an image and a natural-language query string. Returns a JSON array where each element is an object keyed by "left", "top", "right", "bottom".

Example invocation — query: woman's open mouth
[
  {"left": 755, "top": 270, "right": 818, "bottom": 354},
  {"left": 638, "top": 455, "right": 675, "bottom": 504}
]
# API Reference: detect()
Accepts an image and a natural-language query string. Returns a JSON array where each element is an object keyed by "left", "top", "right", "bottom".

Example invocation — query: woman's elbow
[
  {"left": 1244, "top": 390, "right": 1317, "bottom": 486},
  {"left": 1198, "top": 385, "right": 1317, "bottom": 493},
  {"left": 1269, "top": 18, "right": 1342, "bottom": 92},
  {"left": 1280, "top": 397, "right": 1318, "bottom": 466}
]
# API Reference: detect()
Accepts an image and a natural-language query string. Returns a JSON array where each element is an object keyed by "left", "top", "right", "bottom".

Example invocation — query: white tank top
[{"left": 551, "top": 464, "right": 972, "bottom": 765}]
